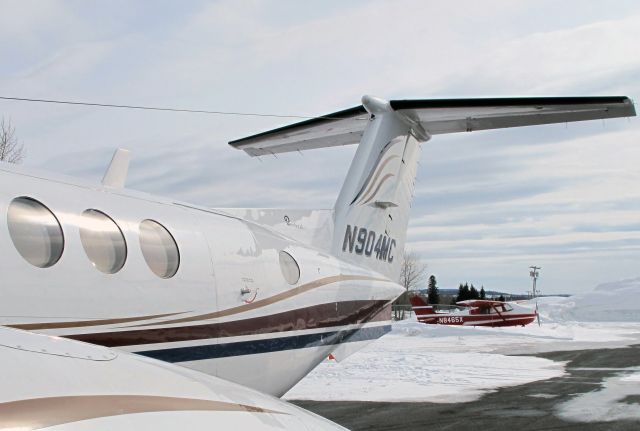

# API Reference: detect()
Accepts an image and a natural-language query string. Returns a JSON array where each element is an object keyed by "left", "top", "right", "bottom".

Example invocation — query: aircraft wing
[
  {"left": 457, "top": 299, "right": 505, "bottom": 307},
  {"left": 230, "top": 96, "right": 635, "bottom": 156},
  {"left": 0, "top": 326, "right": 346, "bottom": 430}
]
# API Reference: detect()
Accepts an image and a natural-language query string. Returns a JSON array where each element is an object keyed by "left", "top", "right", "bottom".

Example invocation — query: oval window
[
  {"left": 279, "top": 250, "right": 300, "bottom": 285},
  {"left": 139, "top": 219, "right": 180, "bottom": 279},
  {"left": 7, "top": 197, "right": 64, "bottom": 268},
  {"left": 79, "top": 209, "right": 127, "bottom": 274}
]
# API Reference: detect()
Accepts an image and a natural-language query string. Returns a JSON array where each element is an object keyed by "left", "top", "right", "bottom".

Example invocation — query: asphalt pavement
[{"left": 293, "top": 344, "right": 640, "bottom": 430}]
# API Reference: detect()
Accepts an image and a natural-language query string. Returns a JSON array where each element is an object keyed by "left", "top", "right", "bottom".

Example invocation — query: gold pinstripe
[{"left": 0, "top": 395, "right": 284, "bottom": 429}]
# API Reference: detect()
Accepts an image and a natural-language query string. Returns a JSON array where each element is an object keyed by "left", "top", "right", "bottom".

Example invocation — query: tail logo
[
  {"left": 342, "top": 224, "right": 395, "bottom": 263},
  {"left": 353, "top": 155, "right": 398, "bottom": 206},
  {"left": 350, "top": 138, "right": 404, "bottom": 206}
]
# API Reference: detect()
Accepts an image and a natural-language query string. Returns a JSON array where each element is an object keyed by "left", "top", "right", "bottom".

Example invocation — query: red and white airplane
[{"left": 410, "top": 295, "right": 538, "bottom": 327}]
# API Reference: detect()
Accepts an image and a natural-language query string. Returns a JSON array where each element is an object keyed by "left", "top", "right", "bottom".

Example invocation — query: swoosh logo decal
[
  {"left": 360, "top": 173, "right": 395, "bottom": 205},
  {"left": 350, "top": 139, "right": 400, "bottom": 205},
  {"left": 355, "top": 154, "right": 399, "bottom": 205}
]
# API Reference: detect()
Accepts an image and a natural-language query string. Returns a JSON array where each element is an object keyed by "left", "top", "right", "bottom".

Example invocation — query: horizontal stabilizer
[
  {"left": 230, "top": 106, "right": 369, "bottom": 156},
  {"left": 230, "top": 96, "right": 635, "bottom": 156}
]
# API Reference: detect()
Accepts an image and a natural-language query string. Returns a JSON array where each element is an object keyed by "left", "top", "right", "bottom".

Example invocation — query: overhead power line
[{"left": 0, "top": 95, "right": 362, "bottom": 121}]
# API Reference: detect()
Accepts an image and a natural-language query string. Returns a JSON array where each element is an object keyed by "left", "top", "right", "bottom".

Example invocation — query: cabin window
[
  {"left": 79, "top": 209, "right": 127, "bottom": 274},
  {"left": 139, "top": 219, "right": 180, "bottom": 278},
  {"left": 7, "top": 197, "right": 64, "bottom": 268},
  {"left": 279, "top": 250, "right": 300, "bottom": 285}
]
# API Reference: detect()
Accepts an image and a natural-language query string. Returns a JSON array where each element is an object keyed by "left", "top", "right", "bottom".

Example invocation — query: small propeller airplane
[
  {"left": 410, "top": 295, "right": 538, "bottom": 327},
  {"left": 0, "top": 94, "right": 635, "bottom": 429}
]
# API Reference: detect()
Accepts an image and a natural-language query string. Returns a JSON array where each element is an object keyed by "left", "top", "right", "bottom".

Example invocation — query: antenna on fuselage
[{"left": 102, "top": 148, "right": 131, "bottom": 189}]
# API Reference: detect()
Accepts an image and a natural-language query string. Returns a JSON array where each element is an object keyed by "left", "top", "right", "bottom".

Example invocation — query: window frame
[
  {"left": 6, "top": 196, "right": 65, "bottom": 268},
  {"left": 78, "top": 208, "right": 128, "bottom": 274},
  {"left": 278, "top": 250, "right": 300, "bottom": 285},
  {"left": 138, "top": 218, "right": 181, "bottom": 279}
]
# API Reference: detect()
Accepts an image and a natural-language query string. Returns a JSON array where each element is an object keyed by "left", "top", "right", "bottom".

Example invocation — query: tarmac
[{"left": 293, "top": 344, "right": 640, "bottom": 430}]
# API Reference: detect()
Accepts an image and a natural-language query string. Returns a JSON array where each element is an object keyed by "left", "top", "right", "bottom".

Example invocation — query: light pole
[{"left": 529, "top": 266, "right": 541, "bottom": 298}]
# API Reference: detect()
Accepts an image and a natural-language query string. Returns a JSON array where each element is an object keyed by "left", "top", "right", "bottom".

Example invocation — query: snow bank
[{"left": 540, "top": 277, "right": 640, "bottom": 322}]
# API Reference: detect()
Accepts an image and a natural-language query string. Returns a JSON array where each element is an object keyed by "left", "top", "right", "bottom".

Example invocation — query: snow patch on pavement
[{"left": 556, "top": 368, "right": 640, "bottom": 422}]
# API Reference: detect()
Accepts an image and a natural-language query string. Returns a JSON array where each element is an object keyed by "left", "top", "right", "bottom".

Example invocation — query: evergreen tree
[
  {"left": 427, "top": 275, "right": 440, "bottom": 305},
  {"left": 469, "top": 284, "right": 479, "bottom": 300},
  {"left": 480, "top": 286, "right": 486, "bottom": 299},
  {"left": 461, "top": 283, "right": 470, "bottom": 301},
  {"left": 456, "top": 283, "right": 464, "bottom": 302},
  {"left": 498, "top": 294, "right": 506, "bottom": 302}
]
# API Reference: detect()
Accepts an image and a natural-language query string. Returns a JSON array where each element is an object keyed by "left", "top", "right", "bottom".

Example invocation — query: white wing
[{"left": 0, "top": 326, "right": 346, "bottom": 430}]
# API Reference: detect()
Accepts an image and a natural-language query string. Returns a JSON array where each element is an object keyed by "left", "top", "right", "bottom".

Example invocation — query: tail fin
[
  {"left": 331, "top": 96, "right": 420, "bottom": 280},
  {"left": 409, "top": 295, "right": 436, "bottom": 318},
  {"left": 229, "top": 95, "right": 635, "bottom": 280}
]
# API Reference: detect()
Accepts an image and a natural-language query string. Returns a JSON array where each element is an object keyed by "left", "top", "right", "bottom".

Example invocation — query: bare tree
[
  {"left": 0, "top": 118, "right": 25, "bottom": 164},
  {"left": 394, "top": 249, "right": 428, "bottom": 319},
  {"left": 399, "top": 250, "right": 428, "bottom": 292}
]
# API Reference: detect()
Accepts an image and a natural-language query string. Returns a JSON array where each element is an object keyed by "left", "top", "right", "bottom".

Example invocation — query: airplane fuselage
[{"left": 0, "top": 162, "right": 402, "bottom": 396}]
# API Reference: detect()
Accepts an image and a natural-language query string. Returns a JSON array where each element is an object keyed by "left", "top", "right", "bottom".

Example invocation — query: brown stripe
[
  {"left": 0, "top": 395, "right": 283, "bottom": 430},
  {"left": 66, "top": 300, "right": 390, "bottom": 347},
  {"left": 8, "top": 311, "right": 187, "bottom": 331},
  {"left": 6, "top": 275, "right": 392, "bottom": 332},
  {"left": 134, "top": 274, "right": 390, "bottom": 327}
]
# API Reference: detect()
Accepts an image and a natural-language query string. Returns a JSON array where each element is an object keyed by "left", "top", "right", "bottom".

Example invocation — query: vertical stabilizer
[
  {"left": 332, "top": 96, "right": 425, "bottom": 281},
  {"left": 409, "top": 295, "right": 437, "bottom": 315}
]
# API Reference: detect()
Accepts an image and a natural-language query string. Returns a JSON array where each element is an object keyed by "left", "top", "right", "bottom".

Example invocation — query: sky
[{"left": 0, "top": 0, "right": 639, "bottom": 294}]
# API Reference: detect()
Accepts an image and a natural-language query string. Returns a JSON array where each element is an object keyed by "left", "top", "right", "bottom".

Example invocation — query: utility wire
[{"left": 0, "top": 95, "right": 366, "bottom": 121}]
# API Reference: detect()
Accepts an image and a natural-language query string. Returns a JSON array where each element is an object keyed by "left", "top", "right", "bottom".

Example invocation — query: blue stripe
[{"left": 135, "top": 325, "right": 391, "bottom": 362}]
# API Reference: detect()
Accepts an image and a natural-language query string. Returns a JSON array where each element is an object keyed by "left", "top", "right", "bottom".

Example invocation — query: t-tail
[
  {"left": 331, "top": 96, "right": 422, "bottom": 281},
  {"left": 229, "top": 95, "right": 635, "bottom": 280}
]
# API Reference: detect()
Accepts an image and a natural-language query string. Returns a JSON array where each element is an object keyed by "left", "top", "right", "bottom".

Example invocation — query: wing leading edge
[{"left": 229, "top": 96, "right": 636, "bottom": 156}]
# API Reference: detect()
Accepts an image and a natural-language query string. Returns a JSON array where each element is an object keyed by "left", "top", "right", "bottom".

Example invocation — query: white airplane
[{"left": 0, "top": 95, "right": 635, "bottom": 429}]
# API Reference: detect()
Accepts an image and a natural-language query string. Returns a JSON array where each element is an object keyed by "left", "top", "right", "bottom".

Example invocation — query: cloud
[{"left": 0, "top": 1, "right": 639, "bottom": 294}]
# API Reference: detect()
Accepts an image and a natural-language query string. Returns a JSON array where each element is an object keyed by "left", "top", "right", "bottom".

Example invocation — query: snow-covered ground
[{"left": 284, "top": 277, "right": 640, "bottom": 404}]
